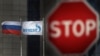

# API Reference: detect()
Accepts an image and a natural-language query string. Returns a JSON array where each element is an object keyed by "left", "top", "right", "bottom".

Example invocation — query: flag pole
[
  {"left": 20, "top": 18, "right": 22, "bottom": 56},
  {"left": 20, "top": 35, "right": 22, "bottom": 56}
]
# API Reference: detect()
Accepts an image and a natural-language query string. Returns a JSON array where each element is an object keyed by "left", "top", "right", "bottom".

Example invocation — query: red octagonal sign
[{"left": 47, "top": 0, "right": 99, "bottom": 55}]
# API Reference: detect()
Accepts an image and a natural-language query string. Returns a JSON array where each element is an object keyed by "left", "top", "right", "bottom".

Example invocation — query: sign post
[{"left": 47, "top": 0, "right": 99, "bottom": 55}]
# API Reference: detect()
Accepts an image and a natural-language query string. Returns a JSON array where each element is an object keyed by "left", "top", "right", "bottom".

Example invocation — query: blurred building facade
[{"left": 0, "top": 0, "right": 27, "bottom": 56}]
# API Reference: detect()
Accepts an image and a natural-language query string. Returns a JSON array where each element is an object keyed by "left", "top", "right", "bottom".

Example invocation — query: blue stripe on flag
[{"left": 2, "top": 25, "right": 21, "bottom": 30}]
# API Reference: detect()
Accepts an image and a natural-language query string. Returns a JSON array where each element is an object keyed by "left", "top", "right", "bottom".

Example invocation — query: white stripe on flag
[{"left": 1, "top": 21, "right": 21, "bottom": 26}]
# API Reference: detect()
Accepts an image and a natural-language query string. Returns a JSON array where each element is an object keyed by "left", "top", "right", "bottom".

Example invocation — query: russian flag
[{"left": 1, "top": 21, "right": 21, "bottom": 35}]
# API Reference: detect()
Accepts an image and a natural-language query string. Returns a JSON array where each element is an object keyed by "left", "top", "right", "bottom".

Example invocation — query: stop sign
[{"left": 47, "top": 0, "right": 99, "bottom": 55}]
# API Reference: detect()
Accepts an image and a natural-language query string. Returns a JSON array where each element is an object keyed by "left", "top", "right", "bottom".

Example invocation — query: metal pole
[
  {"left": 20, "top": 36, "right": 22, "bottom": 56},
  {"left": 43, "top": 18, "right": 45, "bottom": 56},
  {"left": 20, "top": 18, "right": 22, "bottom": 56}
]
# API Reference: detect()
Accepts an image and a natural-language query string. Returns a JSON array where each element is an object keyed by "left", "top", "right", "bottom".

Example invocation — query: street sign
[{"left": 47, "top": 0, "right": 99, "bottom": 55}]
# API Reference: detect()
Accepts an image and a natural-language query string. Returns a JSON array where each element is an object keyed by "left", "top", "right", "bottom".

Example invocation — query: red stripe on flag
[{"left": 2, "top": 30, "right": 21, "bottom": 35}]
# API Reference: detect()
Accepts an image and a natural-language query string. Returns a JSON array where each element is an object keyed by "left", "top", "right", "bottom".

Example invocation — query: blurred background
[
  {"left": 0, "top": 0, "right": 99, "bottom": 56},
  {"left": 0, "top": 0, "right": 27, "bottom": 56}
]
